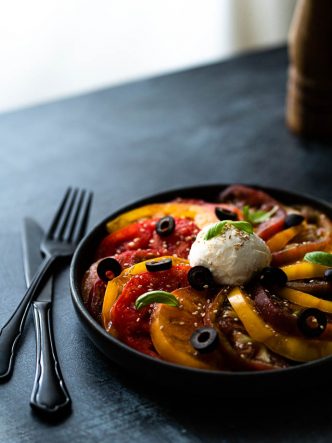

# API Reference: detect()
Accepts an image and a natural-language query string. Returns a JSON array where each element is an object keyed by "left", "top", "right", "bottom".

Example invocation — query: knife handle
[
  {"left": 0, "top": 255, "right": 55, "bottom": 380},
  {"left": 30, "top": 301, "right": 71, "bottom": 415}
]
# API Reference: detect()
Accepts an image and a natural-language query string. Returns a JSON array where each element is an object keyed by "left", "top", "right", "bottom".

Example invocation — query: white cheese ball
[{"left": 188, "top": 224, "right": 271, "bottom": 285}]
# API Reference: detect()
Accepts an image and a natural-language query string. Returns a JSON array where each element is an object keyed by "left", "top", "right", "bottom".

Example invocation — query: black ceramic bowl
[{"left": 70, "top": 184, "right": 332, "bottom": 397}]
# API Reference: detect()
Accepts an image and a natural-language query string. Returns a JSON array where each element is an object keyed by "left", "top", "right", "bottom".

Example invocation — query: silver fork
[{"left": 0, "top": 188, "right": 93, "bottom": 382}]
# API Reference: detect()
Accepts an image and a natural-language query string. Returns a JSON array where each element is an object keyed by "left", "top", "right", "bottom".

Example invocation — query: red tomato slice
[
  {"left": 256, "top": 216, "right": 286, "bottom": 241},
  {"left": 111, "top": 265, "right": 190, "bottom": 357},
  {"left": 219, "top": 185, "right": 287, "bottom": 241},
  {"left": 150, "top": 218, "right": 199, "bottom": 258},
  {"left": 82, "top": 249, "right": 163, "bottom": 321},
  {"left": 96, "top": 220, "right": 156, "bottom": 258},
  {"left": 96, "top": 217, "right": 199, "bottom": 260},
  {"left": 272, "top": 238, "right": 331, "bottom": 266},
  {"left": 115, "top": 249, "right": 162, "bottom": 267}
]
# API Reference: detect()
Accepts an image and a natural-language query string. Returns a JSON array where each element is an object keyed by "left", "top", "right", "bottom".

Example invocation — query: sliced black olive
[
  {"left": 215, "top": 207, "right": 238, "bottom": 221},
  {"left": 190, "top": 327, "right": 219, "bottom": 353},
  {"left": 284, "top": 213, "right": 305, "bottom": 228},
  {"left": 188, "top": 266, "right": 215, "bottom": 290},
  {"left": 324, "top": 269, "right": 332, "bottom": 281},
  {"left": 156, "top": 216, "right": 175, "bottom": 237},
  {"left": 260, "top": 267, "right": 288, "bottom": 288},
  {"left": 297, "top": 308, "right": 327, "bottom": 338},
  {"left": 97, "top": 258, "right": 122, "bottom": 282},
  {"left": 146, "top": 258, "right": 173, "bottom": 272}
]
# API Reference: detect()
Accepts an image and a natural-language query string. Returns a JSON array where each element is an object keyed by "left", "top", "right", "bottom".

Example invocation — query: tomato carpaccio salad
[{"left": 82, "top": 185, "right": 332, "bottom": 371}]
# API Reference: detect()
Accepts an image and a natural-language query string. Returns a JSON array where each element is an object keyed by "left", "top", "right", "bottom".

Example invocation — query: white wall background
[{"left": 0, "top": 0, "right": 296, "bottom": 113}]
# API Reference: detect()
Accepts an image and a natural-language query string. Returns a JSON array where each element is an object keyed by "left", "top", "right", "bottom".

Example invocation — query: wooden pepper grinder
[{"left": 286, "top": 0, "right": 332, "bottom": 139}]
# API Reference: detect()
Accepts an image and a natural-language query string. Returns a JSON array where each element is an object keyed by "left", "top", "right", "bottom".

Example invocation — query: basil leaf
[
  {"left": 304, "top": 251, "right": 332, "bottom": 267},
  {"left": 243, "top": 205, "right": 250, "bottom": 222},
  {"left": 204, "top": 220, "right": 227, "bottom": 240},
  {"left": 204, "top": 220, "right": 253, "bottom": 240},
  {"left": 243, "top": 205, "right": 278, "bottom": 225},
  {"left": 135, "top": 290, "right": 179, "bottom": 310}
]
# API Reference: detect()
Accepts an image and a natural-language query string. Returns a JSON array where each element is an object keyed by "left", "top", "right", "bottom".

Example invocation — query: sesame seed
[
  {"left": 194, "top": 322, "right": 198, "bottom": 327},
  {"left": 160, "top": 325, "right": 164, "bottom": 330},
  {"left": 136, "top": 318, "right": 141, "bottom": 322},
  {"left": 179, "top": 321, "right": 185, "bottom": 325}
]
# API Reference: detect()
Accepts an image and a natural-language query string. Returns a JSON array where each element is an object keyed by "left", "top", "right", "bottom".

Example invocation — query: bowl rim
[{"left": 70, "top": 183, "right": 332, "bottom": 380}]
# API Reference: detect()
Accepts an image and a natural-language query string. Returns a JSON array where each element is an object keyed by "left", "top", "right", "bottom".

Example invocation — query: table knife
[{"left": 22, "top": 217, "right": 71, "bottom": 415}]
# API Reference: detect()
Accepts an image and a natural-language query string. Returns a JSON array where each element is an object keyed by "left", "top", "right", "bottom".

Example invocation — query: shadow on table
[{"left": 117, "top": 371, "right": 332, "bottom": 442}]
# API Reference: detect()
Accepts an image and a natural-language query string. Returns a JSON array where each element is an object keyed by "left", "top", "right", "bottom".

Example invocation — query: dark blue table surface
[{"left": 0, "top": 46, "right": 331, "bottom": 443}]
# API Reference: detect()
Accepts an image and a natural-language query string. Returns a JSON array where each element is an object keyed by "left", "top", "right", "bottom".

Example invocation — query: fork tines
[{"left": 47, "top": 188, "right": 93, "bottom": 244}]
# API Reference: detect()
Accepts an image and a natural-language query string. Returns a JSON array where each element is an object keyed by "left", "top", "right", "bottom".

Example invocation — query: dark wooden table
[{"left": 0, "top": 46, "right": 331, "bottom": 443}]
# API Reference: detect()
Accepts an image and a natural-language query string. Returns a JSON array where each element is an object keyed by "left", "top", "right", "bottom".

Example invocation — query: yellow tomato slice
[
  {"left": 101, "top": 256, "right": 189, "bottom": 330},
  {"left": 228, "top": 286, "right": 332, "bottom": 362},
  {"left": 267, "top": 224, "right": 303, "bottom": 252},
  {"left": 106, "top": 202, "right": 218, "bottom": 233},
  {"left": 281, "top": 262, "right": 329, "bottom": 280},
  {"left": 151, "top": 287, "right": 224, "bottom": 370},
  {"left": 279, "top": 287, "right": 332, "bottom": 314}
]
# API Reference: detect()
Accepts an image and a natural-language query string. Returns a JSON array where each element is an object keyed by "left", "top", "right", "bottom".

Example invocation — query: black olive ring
[
  {"left": 188, "top": 266, "right": 215, "bottom": 290},
  {"left": 156, "top": 216, "right": 176, "bottom": 237},
  {"left": 284, "top": 213, "right": 304, "bottom": 228},
  {"left": 297, "top": 308, "right": 327, "bottom": 338},
  {"left": 324, "top": 269, "right": 332, "bottom": 281},
  {"left": 146, "top": 258, "right": 173, "bottom": 272},
  {"left": 215, "top": 207, "right": 238, "bottom": 221},
  {"left": 260, "top": 266, "right": 288, "bottom": 288},
  {"left": 190, "top": 327, "right": 219, "bottom": 353},
  {"left": 97, "top": 257, "right": 122, "bottom": 282}
]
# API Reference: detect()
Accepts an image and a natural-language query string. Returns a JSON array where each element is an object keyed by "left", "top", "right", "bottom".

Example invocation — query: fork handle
[
  {"left": 30, "top": 301, "right": 71, "bottom": 414},
  {"left": 0, "top": 255, "right": 56, "bottom": 380}
]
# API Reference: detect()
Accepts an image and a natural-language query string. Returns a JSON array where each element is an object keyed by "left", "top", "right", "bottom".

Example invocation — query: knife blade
[
  {"left": 22, "top": 217, "right": 52, "bottom": 298},
  {"left": 22, "top": 217, "right": 71, "bottom": 415}
]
